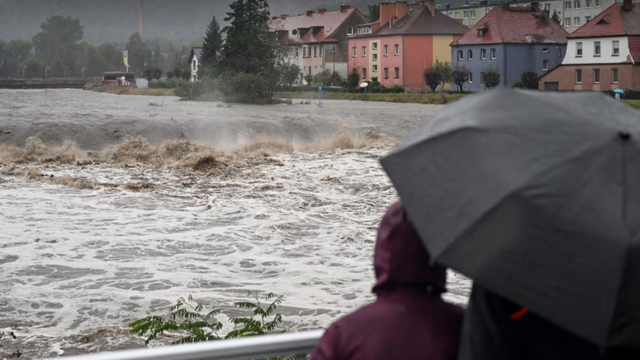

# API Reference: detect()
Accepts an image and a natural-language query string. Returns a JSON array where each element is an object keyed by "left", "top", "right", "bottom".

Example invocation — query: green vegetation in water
[
  {"left": 92, "top": 85, "right": 174, "bottom": 96},
  {"left": 129, "top": 292, "right": 295, "bottom": 359},
  {"left": 277, "top": 91, "right": 465, "bottom": 105}
]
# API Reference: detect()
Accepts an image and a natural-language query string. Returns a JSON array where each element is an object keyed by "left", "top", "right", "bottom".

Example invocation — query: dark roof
[
  {"left": 452, "top": 7, "right": 568, "bottom": 45},
  {"left": 188, "top": 47, "right": 202, "bottom": 63},
  {"left": 569, "top": 3, "right": 640, "bottom": 38},
  {"left": 355, "top": 6, "right": 469, "bottom": 38},
  {"left": 269, "top": 7, "right": 367, "bottom": 44}
]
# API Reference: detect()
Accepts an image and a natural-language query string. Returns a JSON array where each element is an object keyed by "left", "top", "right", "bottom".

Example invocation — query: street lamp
[
  {"left": 23, "top": 65, "right": 27, "bottom": 78},
  {"left": 81, "top": 67, "right": 85, "bottom": 78},
  {"left": 45, "top": 66, "right": 50, "bottom": 79},
  {"left": 64, "top": 66, "right": 68, "bottom": 78},
  {"left": 182, "top": 55, "right": 187, "bottom": 70}
]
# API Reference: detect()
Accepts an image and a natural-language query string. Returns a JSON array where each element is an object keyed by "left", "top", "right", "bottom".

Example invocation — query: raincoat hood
[{"left": 372, "top": 202, "right": 447, "bottom": 295}]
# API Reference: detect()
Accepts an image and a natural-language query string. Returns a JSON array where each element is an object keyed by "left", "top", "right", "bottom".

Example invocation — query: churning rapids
[{"left": 0, "top": 90, "right": 471, "bottom": 359}]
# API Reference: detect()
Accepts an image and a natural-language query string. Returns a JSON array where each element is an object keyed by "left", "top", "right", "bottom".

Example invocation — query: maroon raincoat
[{"left": 310, "top": 202, "right": 464, "bottom": 360}]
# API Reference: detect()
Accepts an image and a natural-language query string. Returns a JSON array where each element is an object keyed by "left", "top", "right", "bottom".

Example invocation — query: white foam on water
[{"left": 0, "top": 148, "right": 471, "bottom": 356}]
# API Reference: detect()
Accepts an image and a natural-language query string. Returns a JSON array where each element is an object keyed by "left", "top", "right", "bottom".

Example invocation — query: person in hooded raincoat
[
  {"left": 459, "top": 284, "right": 640, "bottom": 360},
  {"left": 310, "top": 202, "right": 464, "bottom": 360}
]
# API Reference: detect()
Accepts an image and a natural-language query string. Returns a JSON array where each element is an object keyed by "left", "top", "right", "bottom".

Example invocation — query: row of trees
[{"left": 423, "top": 60, "right": 501, "bottom": 93}]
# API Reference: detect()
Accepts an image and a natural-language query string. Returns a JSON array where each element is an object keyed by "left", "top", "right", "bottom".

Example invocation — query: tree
[
  {"left": 32, "top": 16, "right": 84, "bottom": 70},
  {"left": 201, "top": 16, "right": 222, "bottom": 67},
  {"left": 282, "top": 63, "right": 301, "bottom": 86},
  {"left": 173, "top": 68, "right": 182, "bottom": 79},
  {"left": 483, "top": 67, "right": 501, "bottom": 89},
  {"left": 435, "top": 60, "right": 453, "bottom": 92},
  {"left": 18, "top": 57, "right": 45, "bottom": 78},
  {"left": 348, "top": 68, "right": 360, "bottom": 91},
  {"left": 521, "top": 71, "right": 539, "bottom": 89},
  {"left": 125, "top": 33, "right": 152, "bottom": 76},
  {"left": 304, "top": 74, "right": 313, "bottom": 86},
  {"left": 153, "top": 44, "right": 163, "bottom": 69},
  {"left": 218, "top": 0, "right": 271, "bottom": 75},
  {"left": 552, "top": 9, "right": 561, "bottom": 25},
  {"left": 0, "top": 40, "right": 33, "bottom": 78},
  {"left": 143, "top": 69, "right": 153, "bottom": 81},
  {"left": 153, "top": 69, "right": 163, "bottom": 80},
  {"left": 424, "top": 67, "right": 442, "bottom": 93},
  {"left": 452, "top": 66, "right": 471, "bottom": 93},
  {"left": 368, "top": 4, "right": 380, "bottom": 22}
]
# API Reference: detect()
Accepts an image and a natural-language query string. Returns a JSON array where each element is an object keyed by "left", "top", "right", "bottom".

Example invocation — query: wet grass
[
  {"left": 624, "top": 100, "right": 640, "bottom": 111},
  {"left": 277, "top": 91, "right": 466, "bottom": 105},
  {"left": 92, "top": 85, "right": 174, "bottom": 97}
]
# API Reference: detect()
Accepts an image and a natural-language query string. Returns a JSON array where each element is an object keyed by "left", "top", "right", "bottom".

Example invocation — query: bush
[
  {"left": 483, "top": 68, "right": 501, "bottom": 89},
  {"left": 391, "top": 84, "right": 405, "bottom": 93},
  {"left": 304, "top": 74, "right": 313, "bottom": 86},
  {"left": 347, "top": 69, "right": 360, "bottom": 91},
  {"left": 174, "top": 81, "right": 206, "bottom": 100},
  {"left": 152, "top": 69, "right": 163, "bottom": 80},
  {"left": 312, "top": 70, "right": 343, "bottom": 87},
  {"left": 521, "top": 71, "right": 539, "bottom": 90},
  {"left": 452, "top": 66, "right": 471, "bottom": 93},
  {"left": 513, "top": 80, "right": 525, "bottom": 89}
]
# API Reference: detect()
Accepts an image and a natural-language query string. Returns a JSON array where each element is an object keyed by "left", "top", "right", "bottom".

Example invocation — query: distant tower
[{"left": 139, "top": 0, "right": 145, "bottom": 40}]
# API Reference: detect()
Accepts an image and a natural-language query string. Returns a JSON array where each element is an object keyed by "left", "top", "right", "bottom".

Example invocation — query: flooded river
[{"left": 0, "top": 90, "right": 470, "bottom": 359}]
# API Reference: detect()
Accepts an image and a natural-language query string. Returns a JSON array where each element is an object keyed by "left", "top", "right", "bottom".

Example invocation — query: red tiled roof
[
  {"left": 354, "top": 6, "right": 468, "bottom": 37},
  {"left": 452, "top": 7, "right": 568, "bottom": 45},
  {"left": 269, "top": 8, "right": 366, "bottom": 43},
  {"left": 568, "top": 3, "right": 640, "bottom": 38}
]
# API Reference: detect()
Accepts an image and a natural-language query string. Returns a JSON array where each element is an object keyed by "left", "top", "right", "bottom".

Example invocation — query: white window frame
[
  {"left": 468, "top": 49, "right": 473, "bottom": 60},
  {"left": 394, "top": 67, "right": 400, "bottom": 79},
  {"left": 595, "top": 0, "right": 601, "bottom": 7},
  {"left": 362, "top": 46, "right": 367, "bottom": 57},
  {"left": 458, "top": 50, "right": 464, "bottom": 61},
  {"left": 594, "top": 69, "right": 600, "bottom": 84},
  {"left": 544, "top": 3, "right": 551, "bottom": 10},
  {"left": 612, "top": 68, "right": 619, "bottom": 83},
  {"left": 352, "top": 47, "right": 357, "bottom": 57},
  {"left": 455, "top": 11, "right": 460, "bottom": 18},
  {"left": 613, "top": 40, "right": 620, "bottom": 56},
  {"left": 384, "top": 45, "right": 389, "bottom": 56},
  {"left": 295, "top": 48, "right": 299, "bottom": 58},
  {"left": 574, "top": 17, "right": 580, "bottom": 26},
  {"left": 481, "top": 48, "right": 487, "bottom": 60},
  {"left": 394, "top": 44, "right": 400, "bottom": 56},
  {"left": 594, "top": 41, "right": 601, "bottom": 57},
  {"left": 384, "top": 68, "right": 389, "bottom": 79},
  {"left": 471, "top": 10, "right": 476, "bottom": 18},
  {"left": 576, "top": 69, "right": 583, "bottom": 84},
  {"left": 543, "top": 60, "right": 549, "bottom": 71},
  {"left": 586, "top": 16, "right": 592, "bottom": 22},
  {"left": 543, "top": 47, "right": 549, "bottom": 53},
  {"left": 372, "top": 42, "right": 378, "bottom": 50},
  {"left": 464, "top": 10, "right": 469, "bottom": 18},
  {"left": 586, "top": 0, "right": 592, "bottom": 8},
  {"left": 490, "top": 48, "right": 496, "bottom": 59},
  {"left": 347, "top": 27, "right": 354, "bottom": 35},
  {"left": 574, "top": 0, "right": 580, "bottom": 9},
  {"left": 576, "top": 42, "right": 583, "bottom": 57},
  {"left": 565, "top": 17, "right": 571, "bottom": 27},
  {"left": 565, "top": 1, "right": 571, "bottom": 9},
  {"left": 373, "top": 64, "right": 378, "bottom": 72},
  {"left": 468, "top": 72, "right": 473, "bottom": 83},
  {"left": 373, "top": 53, "right": 378, "bottom": 61}
]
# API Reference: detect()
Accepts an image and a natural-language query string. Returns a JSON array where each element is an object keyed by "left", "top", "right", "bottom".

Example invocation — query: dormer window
[
  {"left": 597, "top": 18, "right": 608, "bottom": 24},
  {"left": 477, "top": 28, "right": 488, "bottom": 36}
]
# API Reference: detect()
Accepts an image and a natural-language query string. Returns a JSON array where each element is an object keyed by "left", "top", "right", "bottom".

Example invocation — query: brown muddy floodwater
[{"left": 0, "top": 90, "right": 470, "bottom": 359}]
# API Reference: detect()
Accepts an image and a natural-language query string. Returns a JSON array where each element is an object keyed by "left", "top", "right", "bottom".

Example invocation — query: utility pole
[{"left": 139, "top": 0, "right": 145, "bottom": 41}]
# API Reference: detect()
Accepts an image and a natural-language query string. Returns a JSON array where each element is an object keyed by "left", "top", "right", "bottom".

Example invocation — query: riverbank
[
  {"left": 0, "top": 78, "right": 87, "bottom": 89},
  {"left": 277, "top": 91, "right": 465, "bottom": 105}
]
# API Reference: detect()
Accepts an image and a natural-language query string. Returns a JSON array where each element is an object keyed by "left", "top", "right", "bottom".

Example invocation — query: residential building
[
  {"left": 269, "top": 6, "right": 368, "bottom": 84},
  {"left": 188, "top": 47, "right": 202, "bottom": 82},
  {"left": 451, "top": 6, "right": 568, "bottom": 90},
  {"left": 348, "top": 0, "right": 469, "bottom": 89},
  {"left": 561, "top": 0, "right": 617, "bottom": 31},
  {"left": 540, "top": 0, "right": 640, "bottom": 91}
]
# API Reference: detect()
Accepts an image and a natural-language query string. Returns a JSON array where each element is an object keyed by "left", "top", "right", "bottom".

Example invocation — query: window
[
  {"left": 320, "top": 46, "right": 323, "bottom": 57},
  {"left": 373, "top": 64, "right": 378, "bottom": 72},
  {"left": 586, "top": 0, "right": 592, "bottom": 7},
  {"left": 384, "top": 68, "right": 389, "bottom": 79},
  {"left": 455, "top": 11, "right": 460, "bottom": 18},
  {"left": 373, "top": 42, "right": 378, "bottom": 50},
  {"left": 565, "top": 1, "right": 571, "bottom": 9},
  {"left": 574, "top": 17, "right": 580, "bottom": 26},
  {"left": 471, "top": 10, "right": 476, "bottom": 18},
  {"left": 586, "top": 16, "right": 592, "bottom": 22},
  {"left": 575, "top": 69, "right": 582, "bottom": 84},
  {"left": 362, "top": 68, "right": 367, "bottom": 79},
  {"left": 373, "top": 53, "right": 378, "bottom": 61},
  {"left": 544, "top": 3, "right": 551, "bottom": 10},
  {"left": 295, "top": 48, "right": 299, "bottom": 58},
  {"left": 613, "top": 40, "right": 620, "bottom": 56},
  {"left": 594, "top": 69, "right": 600, "bottom": 83},
  {"left": 384, "top": 45, "right": 389, "bottom": 56},
  {"left": 576, "top": 42, "right": 583, "bottom": 57},
  {"left": 352, "top": 47, "right": 357, "bottom": 57},
  {"left": 490, "top": 48, "right": 496, "bottom": 59},
  {"left": 394, "top": 67, "right": 400, "bottom": 79},
  {"left": 594, "top": 41, "right": 601, "bottom": 56},
  {"left": 308, "top": 66, "right": 312, "bottom": 75},
  {"left": 481, "top": 48, "right": 487, "bottom": 59},
  {"left": 468, "top": 72, "right": 473, "bottom": 83},
  {"left": 543, "top": 60, "right": 549, "bottom": 71},
  {"left": 612, "top": 68, "right": 619, "bottom": 83},
  {"left": 464, "top": 10, "right": 469, "bottom": 18},
  {"left": 314, "top": 46, "right": 317, "bottom": 57},
  {"left": 362, "top": 46, "right": 367, "bottom": 56},
  {"left": 481, "top": 72, "right": 486, "bottom": 84},
  {"left": 458, "top": 50, "right": 464, "bottom": 60},
  {"left": 314, "top": 65, "right": 317, "bottom": 74},
  {"left": 347, "top": 27, "right": 354, "bottom": 35},
  {"left": 543, "top": 47, "right": 549, "bottom": 53},
  {"left": 468, "top": 49, "right": 473, "bottom": 60},
  {"left": 394, "top": 44, "right": 400, "bottom": 55},
  {"left": 574, "top": 0, "right": 580, "bottom": 8},
  {"left": 565, "top": 18, "right": 571, "bottom": 27},
  {"left": 595, "top": 0, "right": 601, "bottom": 6}
]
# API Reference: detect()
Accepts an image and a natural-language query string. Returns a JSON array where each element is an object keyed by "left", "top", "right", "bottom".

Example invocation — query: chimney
[
  {"left": 396, "top": 1, "right": 409, "bottom": 18},
  {"left": 623, "top": 0, "right": 633, "bottom": 11},
  {"left": 318, "top": 8, "right": 327, "bottom": 14},
  {"left": 340, "top": 5, "right": 351, "bottom": 12},
  {"left": 540, "top": 9, "right": 550, "bottom": 25},
  {"left": 426, "top": 0, "right": 436, "bottom": 15},
  {"left": 307, "top": 10, "right": 315, "bottom": 16},
  {"left": 380, "top": 2, "right": 410, "bottom": 26},
  {"left": 280, "top": 14, "right": 289, "bottom": 20}
]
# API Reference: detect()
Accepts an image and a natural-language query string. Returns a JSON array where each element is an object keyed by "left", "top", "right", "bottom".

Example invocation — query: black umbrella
[{"left": 381, "top": 89, "right": 640, "bottom": 348}]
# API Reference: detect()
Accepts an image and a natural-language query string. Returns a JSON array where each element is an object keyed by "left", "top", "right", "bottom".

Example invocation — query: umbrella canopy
[
  {"left": 359, "top": 82, "right": 369, "bottom": 88},
  {"left": 381, "top": 89, "right": 640, "bottom": 348},
  {"left": 614, "top": 89, "right": 625, "bottom": 94}
]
